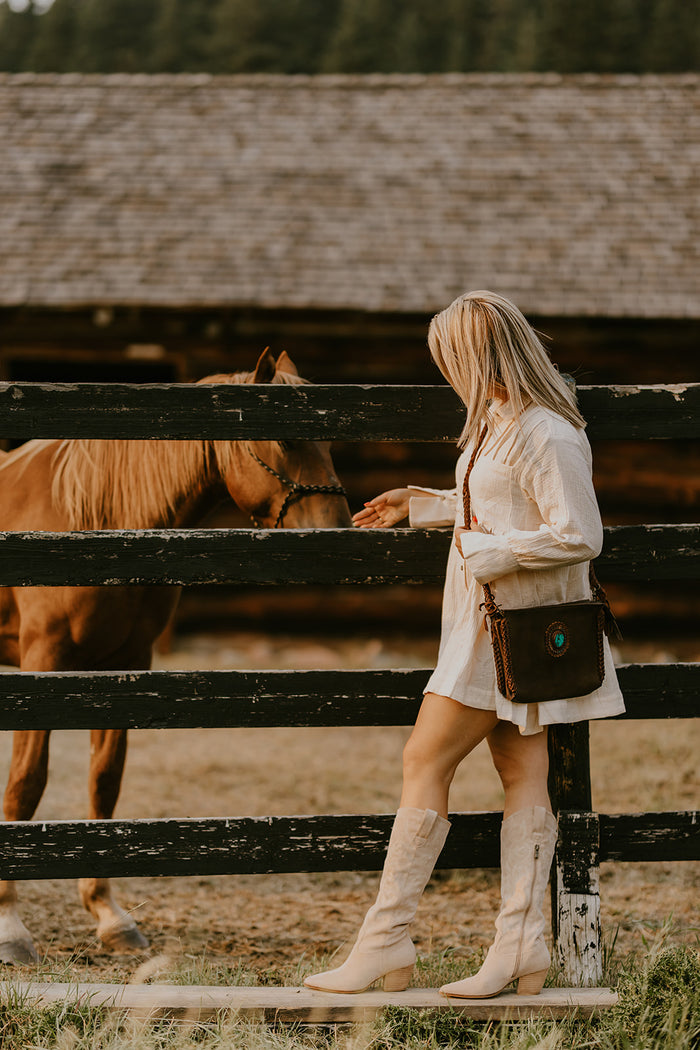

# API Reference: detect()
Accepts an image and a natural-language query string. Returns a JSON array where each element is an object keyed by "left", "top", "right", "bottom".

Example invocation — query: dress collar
[
  {"left": 490, "top": 396, "right": 533, "bottom": 423},
  {"left": 490, "top": 397, "right": 516, "bottom": 421}
]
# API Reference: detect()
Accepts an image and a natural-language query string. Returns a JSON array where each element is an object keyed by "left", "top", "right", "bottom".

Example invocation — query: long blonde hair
[{"left": 428, "top": 290, "right": 585, "bottom": 449}]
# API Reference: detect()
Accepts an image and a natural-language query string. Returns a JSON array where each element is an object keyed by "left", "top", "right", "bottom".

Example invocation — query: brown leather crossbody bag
[{"left": 462, "top": 426, "right": 620, "bottom": 704}]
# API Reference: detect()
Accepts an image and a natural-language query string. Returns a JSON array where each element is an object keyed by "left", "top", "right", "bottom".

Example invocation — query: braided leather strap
[
  {"left": 461, "top": 425, "right": 501, "bottom": 619},
  {"left": 461, "top": 425, "right": 488, "bottom": 535}
]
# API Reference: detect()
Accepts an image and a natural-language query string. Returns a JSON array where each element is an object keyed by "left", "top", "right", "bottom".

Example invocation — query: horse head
[{"left": 207, "top": 349, "right": 352, "bottom": 529}]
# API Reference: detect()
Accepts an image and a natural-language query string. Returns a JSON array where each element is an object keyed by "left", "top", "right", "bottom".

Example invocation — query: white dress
[{"left": 409, "top": 398, "right": 625, "bottom": 736}]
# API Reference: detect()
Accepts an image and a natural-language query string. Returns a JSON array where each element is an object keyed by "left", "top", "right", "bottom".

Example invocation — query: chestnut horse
[{"left": 0, "top": 349, "right": 351, "bottom": 964}]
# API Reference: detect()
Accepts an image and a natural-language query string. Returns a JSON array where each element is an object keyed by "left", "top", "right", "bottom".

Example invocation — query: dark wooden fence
[{"left": 0, "top": 381, "right": 698, "bottom": 986}]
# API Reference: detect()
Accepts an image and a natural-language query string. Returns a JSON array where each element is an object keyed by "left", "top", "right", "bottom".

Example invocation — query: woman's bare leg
[
  {"left": 486, "top": 721, "right": 551, "bottom": 816},
  {"left": 400, "top": 693, "right": 499, "bottom": 817},
  {"left": 305, "top": 692, "right": 497, "bottom": 992}
]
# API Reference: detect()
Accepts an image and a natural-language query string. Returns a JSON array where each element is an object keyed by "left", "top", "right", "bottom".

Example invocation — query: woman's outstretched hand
[{"left": 352, "top": 488, "right": 411, "bottom": 528}]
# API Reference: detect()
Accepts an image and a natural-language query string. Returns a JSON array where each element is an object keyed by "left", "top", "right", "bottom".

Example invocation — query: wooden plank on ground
[
  {"left": 0, "top": 982, "right": 618, "bottom": 1022},
  {"left": 0, "top": 524, "right": 696, "bottom": 586},
  {"left": 0, "top": 810, "right": 697, "bottom": 881},
  {"left": 0, "top": 380, "right": 696, "bottom": 440},
  {"left": 0, "top": 664, "right": 695, "bottom": 731}
]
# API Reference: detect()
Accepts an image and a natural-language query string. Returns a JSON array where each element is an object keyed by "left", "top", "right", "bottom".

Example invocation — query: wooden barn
[{"left": 1, "top": 72, "right": 698, "bottom": 633}]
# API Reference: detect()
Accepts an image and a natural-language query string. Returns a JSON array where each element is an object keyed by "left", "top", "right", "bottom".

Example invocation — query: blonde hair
[{"left": 428, "top": 290, "right": 585, "bottom": 449}]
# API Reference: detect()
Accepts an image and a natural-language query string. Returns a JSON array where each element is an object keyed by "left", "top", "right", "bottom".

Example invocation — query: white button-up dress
[{"left": 409, "top": 399, "right": 625, "bottom": 735}]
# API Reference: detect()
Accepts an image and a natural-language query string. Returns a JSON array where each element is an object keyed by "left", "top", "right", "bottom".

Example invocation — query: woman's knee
[
  {"left": 489, "top": 733, "right": 549, "bottom": 790},
  {"left": 402, "top": 734, "right": 429, "bottom": 777},
  {"left": 402, "top": 734, "right": 451, "bottom": 785}
]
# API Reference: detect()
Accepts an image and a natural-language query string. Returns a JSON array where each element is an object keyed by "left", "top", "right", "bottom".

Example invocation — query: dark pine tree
[
  {"left": 149, "top": 0, "right": 215, "bottom": 72},
  {"left": 392, "top": 0, "right": 455, "bottom": 73},
  {"left": 209, "top": 0, "right": 279, "bottom": 73},
  {"left": 596, "top": 0, "right": 648, "bottom": 73},
  {"left": 0, "top": 3, "right": 38, "bottom": 71},
  {"left": 536, "top": 0, "right": 657, "bottom": 73},
  {"left": 643, "top": 0, "right": 700, "bottom": 71},
  {"left": 70, "top": 0, "right": 159, "bottom": 73},
  {"left": 0, "top": 0, "right": 694, "bottom": 75},
  {"left": 442, "top": 0, "right": 493, "bottom": 72},
  {"left": 25, "top": 0, "right": 82, "bottom": 72},
  {"left": 321, "top": 0, "right": 403, "bottom": 73},
  {"left": 209, "top": 0, "right": 340, "bottom": 74},
  {"left": 477, "top": 0, "right": 528, "bottom": 71}
]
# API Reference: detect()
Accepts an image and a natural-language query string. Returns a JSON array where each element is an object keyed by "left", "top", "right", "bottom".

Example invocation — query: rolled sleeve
[
  {"left": 407, "top": 486, "right": 457, "bottom": 528},
  {"left": 459, "top": 531, "right": 520, "bottom": 583}
]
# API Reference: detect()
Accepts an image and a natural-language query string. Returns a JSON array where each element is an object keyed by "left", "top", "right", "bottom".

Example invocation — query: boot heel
[
  {"left": 516, "top": 968, "right": 547, "bottom": 995},
  {"left": 383, "top": 964, "right": 414, "bottom": 991}
]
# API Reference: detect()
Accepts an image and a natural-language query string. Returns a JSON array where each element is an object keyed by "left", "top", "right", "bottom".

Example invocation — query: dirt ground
[{"left": 0, "top": 630, "right": 698, "bottom": 981}]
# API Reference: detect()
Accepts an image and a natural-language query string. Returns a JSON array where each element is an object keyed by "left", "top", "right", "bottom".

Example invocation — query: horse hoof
[
  {"left": 99, "top": 923, "right": 150, "bottom": 954},
  {"left": 0, "top": 939, "right": 40, "bottom": 965}
]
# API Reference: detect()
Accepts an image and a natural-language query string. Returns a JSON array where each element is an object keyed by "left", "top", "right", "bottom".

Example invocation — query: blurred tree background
[{"left": 0, "top": 0, "right": 698, "bottom": 74}]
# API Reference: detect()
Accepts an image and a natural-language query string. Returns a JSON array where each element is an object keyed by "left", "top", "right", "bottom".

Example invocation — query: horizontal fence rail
[
  {"left": 0, "top": 383, "right": 697, "bottom": 440},
  {"left": 0, "top": 665, "right": 697, "bottom": 731},
  {"left": 0, "top": 524, "right": 697, "bottom": 586},
  {"left": 0, "top": 811, "right": 696, "bottom": 881},
  {"left": 0, "top": 378, "right": 696, "bottom": 990}
]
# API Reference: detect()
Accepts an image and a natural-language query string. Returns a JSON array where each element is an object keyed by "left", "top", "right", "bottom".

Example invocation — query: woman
[{"left": 304, "top": 291, "right": 624, "bottom": 999}]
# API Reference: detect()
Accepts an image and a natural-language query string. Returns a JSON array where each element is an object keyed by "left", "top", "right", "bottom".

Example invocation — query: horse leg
[
  {"left": 78, "top": 729, "right": 149, "bottom": 952},
  {"left": 0, "top": 730, "right": 50, "bottom": 964}
]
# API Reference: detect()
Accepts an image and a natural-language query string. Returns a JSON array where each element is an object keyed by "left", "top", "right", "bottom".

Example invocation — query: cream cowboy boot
[
  {"left": 440, "top": 806, "right": 557, "bottom": 999},
  {"left": 304, "top": 807, "right": 450, "bottom": 993}
]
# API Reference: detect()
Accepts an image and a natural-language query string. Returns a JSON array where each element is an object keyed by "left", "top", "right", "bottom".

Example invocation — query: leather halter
[{"left": 247, "top": 446, "right": 347, "bottom": 529}]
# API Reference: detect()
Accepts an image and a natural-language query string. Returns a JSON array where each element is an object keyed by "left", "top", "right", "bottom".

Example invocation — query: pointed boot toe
[
  {"left": 303, "top": 945, "right": 415, "bottom": 993},
  {"left": 439, "top": 947, "right": 518, "bottom": 999},
  {"left": 439, "top": 955, "right": 548, "bottom": 999}
]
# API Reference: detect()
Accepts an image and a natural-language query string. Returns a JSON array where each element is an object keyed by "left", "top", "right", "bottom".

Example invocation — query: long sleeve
[
  {"left": 459, "top": 421, "right": 603, "bottom": 585},
  {"left": 407, "top": 486, "right": 457, "bottom": 528}
]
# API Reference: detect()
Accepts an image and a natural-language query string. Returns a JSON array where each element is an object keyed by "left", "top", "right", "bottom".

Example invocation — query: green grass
[{"left": 1, "top": 938, "right": 699, "bottom": 1050}]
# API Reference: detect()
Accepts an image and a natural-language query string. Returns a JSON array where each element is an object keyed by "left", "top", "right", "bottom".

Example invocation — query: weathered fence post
[{"left": 548, "top": 723, "right": 603, "bottom": 986}]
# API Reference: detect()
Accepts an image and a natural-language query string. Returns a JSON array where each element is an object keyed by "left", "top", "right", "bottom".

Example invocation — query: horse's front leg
[
  {"left": 78, "top": 728, "right": 148, "bottom": 952},
  {"left": 0, "top": 729, "right": 50, "bottom": 963}
]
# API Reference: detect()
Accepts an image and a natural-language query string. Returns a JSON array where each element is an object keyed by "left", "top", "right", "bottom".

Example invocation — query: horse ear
[
  {"left": 252, "top": 347, "right": 277, "bottom": 384},
  {"left": 276, "top": 351, "right": 299, "bottom": 376}
]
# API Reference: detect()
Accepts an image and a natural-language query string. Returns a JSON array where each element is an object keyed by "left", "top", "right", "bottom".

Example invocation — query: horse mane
[{"left": 50, "top": 368, "right": 306, "bottom": 530}]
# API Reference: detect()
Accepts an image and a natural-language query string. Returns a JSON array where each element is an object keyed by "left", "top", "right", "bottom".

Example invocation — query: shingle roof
[{"left": 1, "top": 73, "right": 698, "bottom": 318}]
